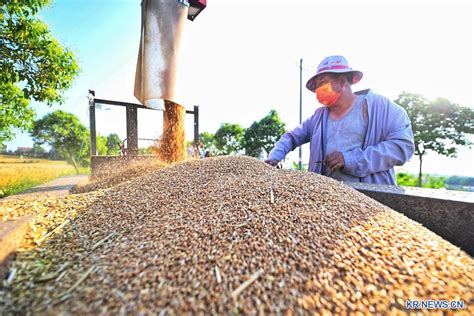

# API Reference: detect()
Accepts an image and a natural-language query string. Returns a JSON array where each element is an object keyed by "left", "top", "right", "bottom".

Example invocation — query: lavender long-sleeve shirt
[{"left": 268, "top": 89, "right": 415, "bottom": 185}]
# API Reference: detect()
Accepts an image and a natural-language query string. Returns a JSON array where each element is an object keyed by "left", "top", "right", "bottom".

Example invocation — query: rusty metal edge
[{"left": 0, "top": 215, "right": 34, "bottom": 281}]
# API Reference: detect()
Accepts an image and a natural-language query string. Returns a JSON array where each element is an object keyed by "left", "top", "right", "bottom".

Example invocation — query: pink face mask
[{"left": 315, "top": 82, "right": 341, "bottom": 107}]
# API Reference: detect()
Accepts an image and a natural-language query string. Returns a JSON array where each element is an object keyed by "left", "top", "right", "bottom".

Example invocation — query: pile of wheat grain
[
  {"left": 74, "top": 158, "right": 168, "bottom": 193},
  {"left": 2, "top": 156, "right": 472, "bottom": 315}
]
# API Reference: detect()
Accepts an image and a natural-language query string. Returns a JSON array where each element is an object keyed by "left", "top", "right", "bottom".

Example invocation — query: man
[{"left": 265, "top": 55, "right": 414, "bottom": 185}]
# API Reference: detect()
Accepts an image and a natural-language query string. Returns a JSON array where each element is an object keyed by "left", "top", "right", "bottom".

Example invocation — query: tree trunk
[
  {"left": 68, "top": 150, "right": 80, "bottom": 174},
  {"left": 418, "top": 154, "right": 423, "bottom": 187}
]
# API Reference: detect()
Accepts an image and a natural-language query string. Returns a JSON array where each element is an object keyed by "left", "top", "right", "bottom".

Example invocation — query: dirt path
[
  {"left": 2, "top": 175, "right": 88, "bottom": 201},
  {"left": 1, "top": 175, "right": 89, "bottom": 278}
]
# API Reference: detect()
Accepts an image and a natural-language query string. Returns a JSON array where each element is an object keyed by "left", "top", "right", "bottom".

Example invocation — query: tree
[
  {"left": 292, "top": 161, "right": 308, "bottom": 171},
  {"left": 31, "top": 110, "right": 87, "bottom": 173},
  {"left": 0, "top": 142, "right": 6, "bottom": 153},
  {"left": 31, "top": 142, "right": 46, "bottom": 157},
  {"left": 214, "top": 123, "right": 245, "bottom": 155},
  {"left": 199, "top": 131, "right": 218, "bottom": 155},
  {"left": 423, "top": 175, "right": 447, "bottom": 189},
  {"left": 0, "top": 0, "right": 79, "bottom": 142},
  {"left": 395, "top": 92, "right": 474, "bottom": 186},
  {"left": 50, "top": 131, "right": 104, "bottom": 167},
  {"left": 138, "top": 146, "right": 154, "bottom": 155},
  {"left": 396, "top": 172, "right": 446, "bottom": 189},
  {"left": 106, "top": 133, "right": 122, "bottom": 155},
  {"left": 244, "top": 110, "right": 286, "bottom": 158},
  {"left": 396, "top": 172, "right": 418, "bottom": 187},
  {"left": 92, "top": 134, "right": 107, "bottom": 158}
]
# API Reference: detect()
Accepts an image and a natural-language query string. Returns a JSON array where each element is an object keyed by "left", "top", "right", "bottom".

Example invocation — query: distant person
[
  {"left": 265, "top": 55, "right": 414, "bottom": 185},
  {"left": 197, "top": 141, "right": 205, "bottom": 158},
  {"left": 118, "top": 141, "right": 127, "bottom": 156},
  {"left": 186, "top": 144, "right": 195, "bottom": 158},
  {"left": 189, "top": 141, "right": 205, "bottom": 158}
]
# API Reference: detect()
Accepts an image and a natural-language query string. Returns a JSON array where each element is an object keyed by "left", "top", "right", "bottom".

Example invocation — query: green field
[{"left": 0, "top": 155, "right": 78, "bottom": 198}]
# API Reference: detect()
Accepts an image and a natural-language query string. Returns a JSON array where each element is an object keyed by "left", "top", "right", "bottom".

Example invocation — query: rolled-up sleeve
[{"left": 268, "top": 116, "right": 313, "bottom": 161}]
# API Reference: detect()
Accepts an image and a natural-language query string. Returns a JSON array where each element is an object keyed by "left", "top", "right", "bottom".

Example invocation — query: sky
[{"left": 6, "top": 0, "right": 474, "bottom": 177}]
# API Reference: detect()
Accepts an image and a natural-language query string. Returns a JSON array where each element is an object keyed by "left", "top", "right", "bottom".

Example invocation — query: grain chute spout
[
  {"left": 134, "top": 0, "right": 206, "bottom": 110},
  {"left": 134, "top": 0, "right": 187, "bottom": 110}
]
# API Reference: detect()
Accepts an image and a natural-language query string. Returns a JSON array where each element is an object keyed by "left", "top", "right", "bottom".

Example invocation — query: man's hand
[
  {"left": 265, "top": 159, "right": 281, "bottom": 168},
  {"left": 325, "top": 152, "right": 345, "bottom": 171}
]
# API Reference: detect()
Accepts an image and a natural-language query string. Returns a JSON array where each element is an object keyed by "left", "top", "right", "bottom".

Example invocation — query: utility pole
[
  {"left": 299, "top": 58, "right": 303, "bottom": 170},
  {"left": 88, "top": 90, "right": 97, "bottom": 156}
]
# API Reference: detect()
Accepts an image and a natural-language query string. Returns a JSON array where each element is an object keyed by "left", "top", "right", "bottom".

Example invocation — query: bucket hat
[{"left": 306, "top": 55, "right": 363, "bottom": 92}]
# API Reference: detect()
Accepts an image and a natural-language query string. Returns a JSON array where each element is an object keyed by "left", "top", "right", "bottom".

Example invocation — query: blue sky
[{"left": 6, "top": 0, "right": 474, "bottom": 176}]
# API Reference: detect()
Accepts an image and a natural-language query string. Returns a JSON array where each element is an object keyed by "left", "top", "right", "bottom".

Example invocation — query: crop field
[{"left": 0, "top": 155, "right": 77, "bottom": 198}]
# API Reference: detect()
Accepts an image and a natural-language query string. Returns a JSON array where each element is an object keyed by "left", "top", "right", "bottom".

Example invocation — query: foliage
[
  {"left": 0, "top": 0, "right": 79, "bottom": 142},
  {"left": 445, "top": 175, "right": 474, "bottom": 187},
  {"left": 106, "top": 133, "right": 122, "bottom": 155},
  {"left": 199, "top": 110, "right": 286, "bottom": 158},
  {"left": 0, "top": 154, "right": 76, "bottom": 198},
  {"left": 49, "top": 130, "right": 107, "bottom": 166},
  {"left": 244, "top": 110, "right": 286, "bottom": 158},
  {"left": 199, "top": 132, "right": 218, "bottom": 155},
  {"left": 56, "top": 131, "right": 106, "bottom": 167},
  {"left": 395, "top": 92, "right": 474, "bottom": 186},
  {"left": 396, "top": 172, "right": 418, "bottom": 187},
  {"left": 291, "top": 161, "right": 308, "bottom": 171},
  {"left": 423, "top": 175, "right": 447, "bottom": 189},
  {"left": 90, "top": 134, "right": 107, "bottom": 159},
  {"left": 214, "top": 123, "right": 245, "bottom": 155},
  {"left": 30, "top": 110, "right": 88, "bottom": 173},
  {"left": 138, "top": 146, "right": 154, "bottom": 155},
  {"left": 396, "top": 172, "right": 446, "bottom": 189},
  {"left": 31, "top": 142, "right": 46, "bottom": 157},
  {"left": 0, "top": 84, "right": 36, "bottom": 142}
]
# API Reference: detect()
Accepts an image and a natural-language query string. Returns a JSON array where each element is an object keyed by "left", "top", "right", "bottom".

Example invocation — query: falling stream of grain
[{"left": 154, "top": 100, "right": 186, "bottom": 163}]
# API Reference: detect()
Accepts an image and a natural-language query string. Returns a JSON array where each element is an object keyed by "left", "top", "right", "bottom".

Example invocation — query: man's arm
[
  {"left": 267, "top": 116, "right": 314, "bottom": 162},
  {"left": 342, "top": 105, "right": 415, "bottom": 178}
]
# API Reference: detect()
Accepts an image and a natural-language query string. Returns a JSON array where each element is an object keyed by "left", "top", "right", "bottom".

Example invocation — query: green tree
[
  {"left": 423, "top": 175, "right": 446, "bottom": 189},
  {"left": 0, "top": 142, "right": 6, "bottom": 153},
  {"left": 95, "top": 134, "right": 107, "bottom": 156},
  {"left": 199, "top": 131, "right": 218, "bottom": 155},
  {"left": 38, "top": 122, "right": 105, "bottom": 169},
  {"left": 291, "top": 161, "right": 308, "bottom": 171},
  {"left": 244, "top": 110, "right": 286, "bottom": 158},
  {"left": 396, "top": 172, "right": 446, "bottom": 189},
  {"left": 395, "top": 92, "right": 474, "bottom": 186},
  {"left": 396, "top": 173, "right": 419, "bottom": 187},
  {"left": 138, "top": 146, "right": 154, "bottom": 155},
  {"left": 0, "top": 0, "right": 79, "bottom": 142},
  {"left": 31, "top": 142, "right": 46, "bottom": 157},
  {"left": 82, "top": 132, "right": 107, "bottom": 165},
  {"left": 106, "top": 133, "right": 122, "bottom": 155},
  {"left": 214, "top": 123, "right": 245, "bottom": 155},
  {"left": 31, "top": 110, "right": 87, "bottom": 173}
]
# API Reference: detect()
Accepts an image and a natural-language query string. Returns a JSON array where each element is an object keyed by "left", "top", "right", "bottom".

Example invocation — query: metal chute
[{"left": 134, "top": 0, "right": 206, "bottom": 110}]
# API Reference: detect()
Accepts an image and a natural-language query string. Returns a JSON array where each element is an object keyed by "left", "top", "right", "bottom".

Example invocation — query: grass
[{"left": 0, "top": 155, "right": 78, "bottom": 198}]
